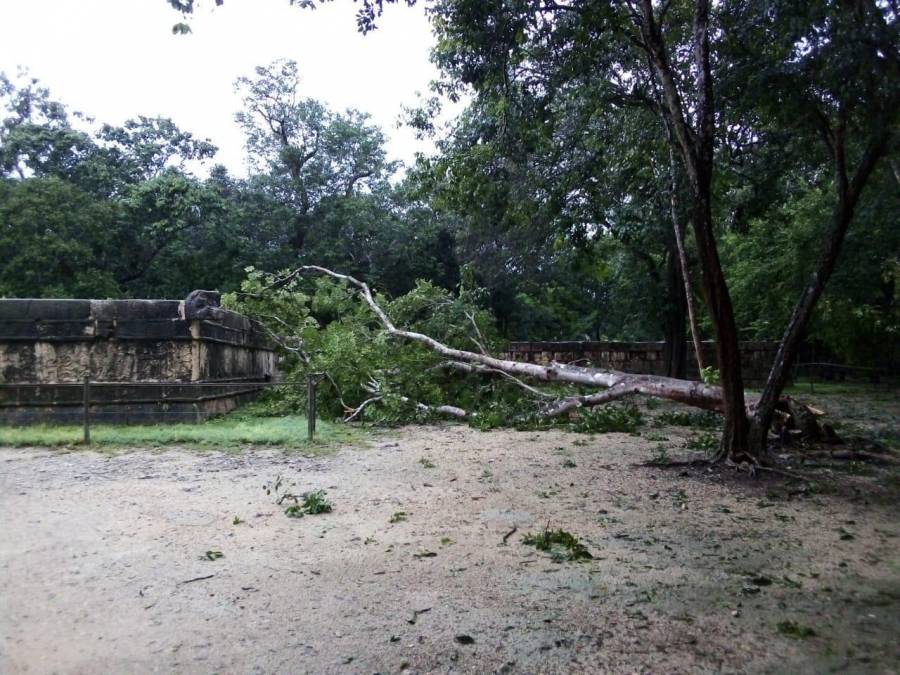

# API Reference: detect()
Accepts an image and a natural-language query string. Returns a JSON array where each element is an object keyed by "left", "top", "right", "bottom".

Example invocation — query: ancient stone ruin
[{"left": 0, "top": 293, "right": 276, "bottom": 424}]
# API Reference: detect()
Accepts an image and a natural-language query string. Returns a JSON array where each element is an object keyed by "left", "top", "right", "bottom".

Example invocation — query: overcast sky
[{"left": 0, "top": 0, "right": 446, "bottom": 176}]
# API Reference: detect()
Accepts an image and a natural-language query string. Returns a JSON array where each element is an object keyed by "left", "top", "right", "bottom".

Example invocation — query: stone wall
[
  {"left": 506, "top": 340, "right": 780, "bottom": 383},
  {"left": 0, "top": 297, "right": 276, "bottom": 424}
]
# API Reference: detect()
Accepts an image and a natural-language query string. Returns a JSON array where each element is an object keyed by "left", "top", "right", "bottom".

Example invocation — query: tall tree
[
  {"left": 0, "top": 72, "right": 102, "bottom": 187},
  {"left": 0, "top": 177, "right": 120, "bottom": 297},
  {"left": 0, "top": 73, "right": 229, "bottom": 299},
  {"left": 716, "top": 1, "right": 899, "bottom": 450},
  {"left": 405, "top": 0, "right": 896, "bottom": 459},
  {"left": 412, "top": 52, "right": 695, "bottom": 358},
  {"left": 234, "top": 59, "right": 396, "bottom": 254},
  {"left": 98, "top": 115, "right": 217, "bottom": 182}
]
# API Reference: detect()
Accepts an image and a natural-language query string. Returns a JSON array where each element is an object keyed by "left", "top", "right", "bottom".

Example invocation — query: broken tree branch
[
  {"left": 440, "top": 361, "right": 556, "bottom": 399},
  {"left": 344, "top": 396, "right": 383, "bottom": 422},
  {"left": 464, "top": 310, "right": 490, "bottom": 355},
  {"left": 399, "top": 396, "right": 469, "bottom": 419},
  {"left": 295, "top": 265, "right": 726, "bottom": 413},
  {"left": 543, "top": 384, "right": 637, "bottom": 417}
]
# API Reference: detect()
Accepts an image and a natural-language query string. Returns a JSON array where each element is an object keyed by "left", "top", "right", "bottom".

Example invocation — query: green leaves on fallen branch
[
  {"left": 283, "top": 490, "right": 334, "bottom": 518},
  {"left": 522, "top": 528, "right": 593, "bottom": 562}
]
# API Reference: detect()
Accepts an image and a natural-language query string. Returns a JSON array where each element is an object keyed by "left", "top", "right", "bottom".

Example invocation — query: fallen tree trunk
[
  {"left": 286, "top": 266, "right": 849, "bottom": 458},
  {"left": 292, "top": 265, "right": 725, "bottom": 411},
  {"left": 341, "top": 376, "right": 471, "bottom": 422}
]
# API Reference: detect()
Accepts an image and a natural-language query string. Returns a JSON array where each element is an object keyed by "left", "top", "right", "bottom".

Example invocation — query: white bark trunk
[{"left": 294, "top": 266, "right": 727, "bottom": 413}]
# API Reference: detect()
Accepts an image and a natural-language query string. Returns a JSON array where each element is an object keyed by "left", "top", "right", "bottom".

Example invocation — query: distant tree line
[{"left": 0, "top": 66, "right": 459, "bottom": 303}]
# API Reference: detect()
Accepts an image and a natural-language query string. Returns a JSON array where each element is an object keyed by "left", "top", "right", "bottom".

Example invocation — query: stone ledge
[{"left": 0, "top": 318, "right": 271, "bottom": 349}]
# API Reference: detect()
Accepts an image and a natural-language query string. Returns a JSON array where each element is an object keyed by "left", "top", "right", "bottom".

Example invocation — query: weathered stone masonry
[{"left": 0, "top": 297, "right": 276, "bottom": 424}]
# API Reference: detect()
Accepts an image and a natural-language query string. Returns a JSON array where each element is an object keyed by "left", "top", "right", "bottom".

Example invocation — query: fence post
[
  {"left": 307, "top": 374, "right": 317, "bottom": 441},
  {"left": 82, "top": 375, "right": 91, "bottom": 445}
]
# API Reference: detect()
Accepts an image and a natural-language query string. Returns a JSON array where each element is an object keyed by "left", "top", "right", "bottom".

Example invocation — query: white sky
[{"left": 0, "top": 0, "right": 448, "bottom": 177}]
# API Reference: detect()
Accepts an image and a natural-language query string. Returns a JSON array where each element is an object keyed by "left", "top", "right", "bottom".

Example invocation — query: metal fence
[{"left": 0, "top": 375, "right": 325, "bottom": 444}]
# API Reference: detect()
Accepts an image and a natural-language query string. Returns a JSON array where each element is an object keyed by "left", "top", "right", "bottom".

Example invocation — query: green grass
[
  {"left": 0, "top": 414, "right": 358, "bottom": 450},
  {"left": 780, "top": 381, "right": 898, "bottom": 399}
]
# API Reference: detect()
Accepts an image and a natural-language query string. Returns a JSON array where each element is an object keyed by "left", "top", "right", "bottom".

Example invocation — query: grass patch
[
  {"left": 0, "top": 413, "right": 358, "bottom": 450},
  {"left": 653, "top": 410, "right": 722, "bottom": 429},
  {"left": 572, "top": 404, "right": 643, "bottom": 434},
  {"left": 686, "top": 431, "right": 720, "bottom": 455},
  {"left": 648, "top": 444, "right": 671, "bottom": 465},
  {"left": 470, "top": 399, "right": 642, "bottom": 434},
  {"left": 299, "top": 490, "right": 333, "bottom": 514},
  {"left": 781, "top": 381, "right": 898, "bottom": 399},
  {"left": 776, "top": 620, "right": 817, "bottom": 639},
  {"left": 522, "top": 528, "right": 593, "bottom": 562}
]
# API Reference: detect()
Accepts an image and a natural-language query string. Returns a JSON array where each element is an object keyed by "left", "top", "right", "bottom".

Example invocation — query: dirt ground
[{"left": 1, "top": 419, "right": 899, "bottom": 674}]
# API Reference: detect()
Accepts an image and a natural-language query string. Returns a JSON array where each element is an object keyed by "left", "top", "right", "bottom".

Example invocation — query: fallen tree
[
  {"left": 291, "top": 265, "right": 720, "bottom": 402},
  {"left": 231, "top": 264, "right": 899, "bottom": 467},
  {"left": 282, "top": 265, "right": 847, "bottom": 463}
]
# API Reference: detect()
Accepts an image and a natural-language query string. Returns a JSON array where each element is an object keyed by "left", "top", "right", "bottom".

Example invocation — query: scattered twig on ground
[
  {"left": 177, "top": 574, "right": 215, "bottom": 586},
  {"left": 407, "top": 607, "right": 432, "bottom": 625},
  {"left": 502, "top": 525, "right": 518, "bottom": 545}
]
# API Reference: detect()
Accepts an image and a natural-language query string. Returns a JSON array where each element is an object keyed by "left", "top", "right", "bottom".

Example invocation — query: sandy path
[{"left": 1, "top": 425, "right": 898, "bottom": 674}]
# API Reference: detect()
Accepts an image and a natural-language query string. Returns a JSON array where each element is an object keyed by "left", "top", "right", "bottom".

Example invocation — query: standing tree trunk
[
  {"left": 637, "top": 0, "right": 896, "bottom": 460},
  {"left": 663, "top": 245, "right": 688, "bottom": 379},
  {"left": 638, "top": 0, "right": 752, "bottom": 461},
  {"left": 690, "top": 191, "right": 751, "bottom": 460},
  {"left": 749, "top": 128, "right": 891, "bottom": 453},
  {"left": 667, "top": 145, "right": 706, "bottom": 375}
]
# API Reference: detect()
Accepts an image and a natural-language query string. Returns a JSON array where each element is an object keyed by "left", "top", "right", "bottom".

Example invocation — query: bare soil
[{"left": 1, "top": 422, "right": 898, "bottom": 674}]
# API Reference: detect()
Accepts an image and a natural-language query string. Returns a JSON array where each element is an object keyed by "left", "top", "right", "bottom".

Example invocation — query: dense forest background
[{"left": 1, "top": 2, "right": 897, "bottom": 371}]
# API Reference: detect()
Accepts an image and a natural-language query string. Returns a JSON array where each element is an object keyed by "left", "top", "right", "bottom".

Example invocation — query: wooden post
[
  {"left": 307, "top": 374, "right": 317, "bottom": 442},
  {"left": 82, "top": 375, "right": 91, "bottom": 445}
]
